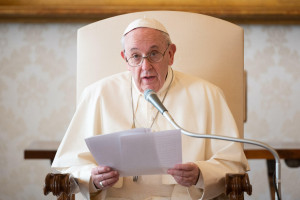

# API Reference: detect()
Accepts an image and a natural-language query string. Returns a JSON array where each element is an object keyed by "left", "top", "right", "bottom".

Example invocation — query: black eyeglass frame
[{"left": 125, "top": 44, "right": 170, "bottom": 67}]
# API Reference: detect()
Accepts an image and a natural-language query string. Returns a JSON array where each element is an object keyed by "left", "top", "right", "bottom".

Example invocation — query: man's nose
[{"left": 141, "top": 56, "right": 152, "bottom": 70}]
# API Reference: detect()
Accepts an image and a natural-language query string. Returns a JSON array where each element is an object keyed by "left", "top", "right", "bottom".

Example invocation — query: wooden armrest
[
  {"left": 44, "top": 173, "right": 76, "bottom": 200},
  {"left": 225, "top": 173, "right": 252, "bottom": 200},
  {"left": 44, "top": 172, "right": 252, "bottom": 200}
]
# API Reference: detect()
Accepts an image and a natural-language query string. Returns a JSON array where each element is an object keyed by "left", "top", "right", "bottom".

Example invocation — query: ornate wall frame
[{"left": 0, "top": 0, "right": 300, "bottom": 23}]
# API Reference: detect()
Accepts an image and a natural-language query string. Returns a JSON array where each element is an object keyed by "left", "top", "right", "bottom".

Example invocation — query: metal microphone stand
[{"left": 162, "top": 110, "right": 282, "bottom": 200}]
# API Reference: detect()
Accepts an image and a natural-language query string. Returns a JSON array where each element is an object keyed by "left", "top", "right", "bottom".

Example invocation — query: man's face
[{"left": 121, "top": 28, "right": 176, "bottom": 93}]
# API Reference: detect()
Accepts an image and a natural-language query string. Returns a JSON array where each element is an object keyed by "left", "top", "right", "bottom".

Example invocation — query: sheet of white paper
[{"left": 85, "top": 128, "right": 182, "bottom": 176}]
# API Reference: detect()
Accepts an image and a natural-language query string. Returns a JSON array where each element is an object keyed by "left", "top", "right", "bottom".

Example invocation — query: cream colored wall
[
  {"left": 243, "top": 25, "right": 300, "bottom": 199},
  {"left": 0, "top": 23, "right": 83, "bottom": 200},
  {"left": 0, "top": 23, "right": 299, "bottom": 199}
]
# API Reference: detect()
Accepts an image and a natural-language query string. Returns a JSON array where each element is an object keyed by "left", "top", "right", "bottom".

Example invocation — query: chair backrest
[{"left": 77, "top": 11, "right": 244, "bottom": 136}]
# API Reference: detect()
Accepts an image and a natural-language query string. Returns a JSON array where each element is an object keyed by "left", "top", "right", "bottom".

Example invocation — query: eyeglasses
[{"left": 125, "top": 44, "right": 170, "bottom": 67}]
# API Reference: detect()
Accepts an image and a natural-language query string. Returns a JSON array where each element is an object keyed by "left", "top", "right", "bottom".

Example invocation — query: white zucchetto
[{"left": 123, "top": 17, "right": 169, "bottom": 36}]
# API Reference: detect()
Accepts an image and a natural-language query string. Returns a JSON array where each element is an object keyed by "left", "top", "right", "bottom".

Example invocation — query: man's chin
[{"left": 141, "top": 85, "right": 159, "bottom": 93}]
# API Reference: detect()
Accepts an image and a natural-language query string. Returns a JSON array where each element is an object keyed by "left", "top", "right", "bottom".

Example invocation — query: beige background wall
[{"left": 0, "top": 22, "right": 299, "bottom": 199}]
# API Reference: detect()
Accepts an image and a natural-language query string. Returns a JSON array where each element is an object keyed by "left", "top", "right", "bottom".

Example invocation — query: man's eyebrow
[
  {"left": 150, "top": 45, "right": 159, "bottom": 49},
  {"left": 149, "top": 45, "right": 160, "bottom": 49},
  {"left": 129, "top": 48, "right": 139, "bottom": 51},
  {"left": 128, "top": 45, "right": 159, "bottom": 53},
  {"left": 128, "top": 45, "right": 160, "bottom": 52}
]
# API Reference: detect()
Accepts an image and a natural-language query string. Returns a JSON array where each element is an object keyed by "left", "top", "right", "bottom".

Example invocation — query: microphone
[
  {"left": 144, "top": 89, "right": 282, "bottom": 200},
  {"left": 144, "top": 89, "right": 167, "bottom": 114}
]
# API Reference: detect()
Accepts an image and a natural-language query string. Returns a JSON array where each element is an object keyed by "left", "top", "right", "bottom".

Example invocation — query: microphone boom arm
[
  {"left": 162, "top": 110, "right": 281, "bottom": 200},
  {"left": 144, "top": 88, "right": 281, "bottom": 199}
]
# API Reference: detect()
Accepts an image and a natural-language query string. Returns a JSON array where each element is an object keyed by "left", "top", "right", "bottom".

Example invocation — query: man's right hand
[{"left": 91, "top": 165, "right": 119, "bottom": 190}]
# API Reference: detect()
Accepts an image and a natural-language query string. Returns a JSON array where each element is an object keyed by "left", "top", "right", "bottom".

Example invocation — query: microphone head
[
  {"left": 144, "top": 89, "right": 155, "bottom": 101},
  {"left": 143, "top": 89, "right": 167, "bottom": 114}
]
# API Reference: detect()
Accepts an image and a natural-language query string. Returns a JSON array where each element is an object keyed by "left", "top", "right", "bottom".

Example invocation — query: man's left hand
[{"left": 167, "top": 162, "right": 200, "bottom": 187}]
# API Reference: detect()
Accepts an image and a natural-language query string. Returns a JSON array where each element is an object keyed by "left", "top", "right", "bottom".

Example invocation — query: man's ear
[
  {"left": 121, "top": 51, "right": 126, "bottom": 60},
  {"left": 121, "top": 51, "right": 131, "bottom": 71},
  {"left": 168, "top": 44, "right": 177, "bottom": 65}
]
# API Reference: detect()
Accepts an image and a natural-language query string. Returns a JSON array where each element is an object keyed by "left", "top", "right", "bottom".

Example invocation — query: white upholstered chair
[
  {"left": 77, "top": 10, "right": 244, "bottom": 135},
  {"left": 44, "top": 11, "right": 251, "bottom": 200}
]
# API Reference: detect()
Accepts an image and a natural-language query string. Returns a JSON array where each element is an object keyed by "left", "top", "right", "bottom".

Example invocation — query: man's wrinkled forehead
[
  {"left": 123, "top": 17, "right": 169, "bottom": 36},
  {"left": 123, "top": 28, "right": 167, "bottom": 51}
]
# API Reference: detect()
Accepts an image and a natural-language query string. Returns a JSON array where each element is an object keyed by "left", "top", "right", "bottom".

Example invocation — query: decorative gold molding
[{"left": 0, "top": 0, "right": 300, "bottom": 23}]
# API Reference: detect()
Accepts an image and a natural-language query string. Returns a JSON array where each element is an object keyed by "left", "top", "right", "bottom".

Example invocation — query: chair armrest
[
  {"left": 225, "top": 173, "right": 252, "bottom": 200},
  {"left": 44, "top": 173, "right": 77, "bottom": 200},
  {"left": 44, "top": 172, "right": 252, "bottom": 200}
]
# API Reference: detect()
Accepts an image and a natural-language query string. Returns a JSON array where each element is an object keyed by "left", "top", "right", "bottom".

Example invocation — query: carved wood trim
[
  {"left": 0, "top": 0, "right": 300, "bottom": 23},
  {"left": 44, "top": 173, "right": 75, "bottom": 200},
  {"left": 225, "top": 173, "right": 252, "bottom": 200}
]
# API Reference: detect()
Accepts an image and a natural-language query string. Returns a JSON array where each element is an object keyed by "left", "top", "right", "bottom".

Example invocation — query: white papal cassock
[{"left": 52, "top": 67, "right": 249, "bottom": 200}]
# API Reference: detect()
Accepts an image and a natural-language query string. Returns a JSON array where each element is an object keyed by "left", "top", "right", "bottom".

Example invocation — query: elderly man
[{"left": 52, "top": 18, "right": 249, "bottom": 200}]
